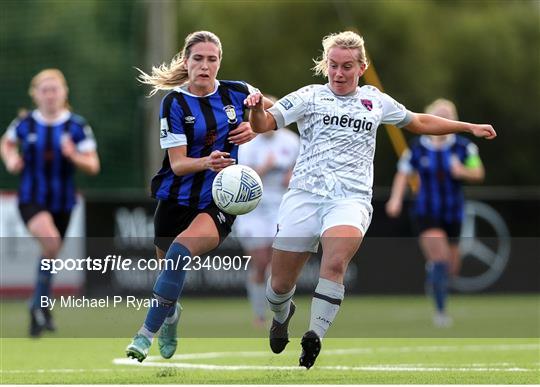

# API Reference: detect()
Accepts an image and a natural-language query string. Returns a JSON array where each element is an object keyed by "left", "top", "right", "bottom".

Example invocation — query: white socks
[
  {"left": 247, "top": 280, "right": 267, "bottom": 320},
  {"left": 138, "top": 326, "right": 155, "bottom": 341},
  {"left": 266, "top": 276, "right": 296, "bottom": 323},
  {"left": 164, "top": 303, "right": 180, "bottom": 324},
  {"left": 309, "top": 277, "right": 344, "bottom": 338},
  {"left": 140, "top": 303, "right": 181, "bottom": 341}
]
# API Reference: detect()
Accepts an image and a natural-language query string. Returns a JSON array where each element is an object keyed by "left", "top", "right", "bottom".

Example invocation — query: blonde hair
[
  {"left": 137, "top": 31, "right": 222, "bottom": 96},
  {"left": 425, "top": 98, "right": 458, "bottom": 120},
  {"left": 312, "top": 31, "right": 369, "bottom": 77},
  {"left": 28, "top": 68, "right": 70, "bottom": 108}
]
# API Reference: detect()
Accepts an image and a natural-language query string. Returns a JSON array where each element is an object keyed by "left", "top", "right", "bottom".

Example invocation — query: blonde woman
[
  {"left": 0, "top": 68, "right": 100, "bottom": 337},
  {"left": 126, "top": 31, "right": 270, "bottom": 362},
  {"left": 386, "top": 99, "right": 485, "bottom": 327},
  {"left": 245, "top": 31, "right": 496, "bottom": 368}
]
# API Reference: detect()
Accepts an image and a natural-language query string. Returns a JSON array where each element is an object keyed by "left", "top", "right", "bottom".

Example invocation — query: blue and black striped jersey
[
  {"left": 5, "top": 110, "right": 97, "bottom": 212},
  {"left": 398, "top": 135, "right": 480, "bottom": 223},
  {"left": 151, "top": 80, "right": 256, "bottom": 209}
]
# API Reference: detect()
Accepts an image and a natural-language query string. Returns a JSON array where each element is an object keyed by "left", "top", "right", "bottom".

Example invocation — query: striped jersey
[
  {"left": 5, "top": 110, "right": 97, "bottom": 212},
  {"left": 268, "top": 84, "right": 412, "bottom": 200},
  {"left": 151, "top": 80, "right": 257, "bottom": 209},
  {"left": 398, "top": 134, "right": 481, "bottom": 223}
]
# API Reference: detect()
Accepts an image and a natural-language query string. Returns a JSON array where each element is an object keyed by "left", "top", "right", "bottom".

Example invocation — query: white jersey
[
  {"left": 268, "top": 84, "right": 411, "bottom": 200},
  {"left": 239, "top": 128, "right": 299, "bottom": 209}
]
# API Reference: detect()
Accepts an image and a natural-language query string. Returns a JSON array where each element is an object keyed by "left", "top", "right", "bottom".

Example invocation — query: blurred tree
[
  {"left": 0, "top": 0, "right": 144, "bottom": 192},
  {"left": 175, "top": 0, "right": 539, "bottom": 186},
  {"left": 1, "top": 0, "right": 538, "bottom": 192}
]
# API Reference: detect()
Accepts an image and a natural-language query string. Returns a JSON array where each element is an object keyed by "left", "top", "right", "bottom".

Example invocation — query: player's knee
[
  {"left": 42, "top": 238, "right": 62, "bottom": 259},
  {"left": 270, "top": 276, "right": 295, "bottom": 295},
  {"left": 176, "top": 234, "right": 219, "bottom": 256},
  {"left": 321, "top": 259, "right": 348, "bottom": 278},
  {"left": 420, "top": 228, "right": 447, "bottom": 240}
]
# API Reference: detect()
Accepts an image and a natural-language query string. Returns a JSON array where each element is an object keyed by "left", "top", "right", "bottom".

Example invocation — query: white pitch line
[
  {"left": 112, "top": 358, "right": 539, "bottom": 372},
  {"left": 165, "top": 351, "right": 270, "bottom": 360},
  {"left": 114, "top": 358, "right": 300, "bottom": 371},
  {"left": 0, "top": 368, "right": 146, "bottom": 374},
  {"left": 318, "top": 365, "right": 536, "bottom": 372},
  {"left": 4, "top": 361, "right": 538, "bottom": 374},
  {"left": 140, "top": 343, "right": 540, "bottom": 361},
  {"left": 324, "top": 343, "right": 540, "bottom": 355},
  {"left": 110, "top": 343, "right": 540, "bottom": 373},
  {"left": 3, "top": 344, "right": 538, "bottom": 375}
]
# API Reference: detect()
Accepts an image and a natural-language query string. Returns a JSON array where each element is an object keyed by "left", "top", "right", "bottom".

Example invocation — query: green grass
[
  {"left": 1, "top": 295, "right": 539, "bottom": 384},
  {"left": 1, "top": 338, "right": 539, "bottom": 384},
  {"left": 2, "top": 294, "right": 539, "bottom": 338}
]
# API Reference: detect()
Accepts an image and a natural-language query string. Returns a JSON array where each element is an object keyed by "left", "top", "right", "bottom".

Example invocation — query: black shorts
[
  {"left": 18, "top": 203, "right": 72, "bottom": 238},
  {"left": 153, "top": 199, "right": 236, "bottom": 252},
  {"left": 415, "top": 216, "right": 462, "bottom": 240}
]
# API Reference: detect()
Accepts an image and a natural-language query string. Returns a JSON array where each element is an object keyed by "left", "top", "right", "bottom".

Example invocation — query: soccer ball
[{"left": 212, "top": 165, "right": 263, "bottom": 215}]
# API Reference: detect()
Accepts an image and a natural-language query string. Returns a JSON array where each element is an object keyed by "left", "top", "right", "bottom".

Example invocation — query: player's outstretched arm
[
  {"left": 61, "top": 138, "right": 100, "bottom": 175},
  {"left": 405, "top": 113, "right": 497, "bottom": 140},
  {"left": 244, "top": 92, "right": 277, "bottom": 133},
  {"left": 0, "top": 135, "right": 24, "bottom": 174},
  {"left": 386, "top": 171, "right": 409, "bottom": 218}
]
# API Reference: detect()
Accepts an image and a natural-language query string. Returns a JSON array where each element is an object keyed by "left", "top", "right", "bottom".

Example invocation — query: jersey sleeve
[
  {"left": 3, "top": 118, "right": 22, "bottom": 142},
  {"left": 72, "top": 123, "right": 97, "bottom": 152},
  {"left": 244, "top": 82, "right": 259, "bottom": 95},
  {"left": 397, "top": 149, "right": 414, "bottom": 175},
  {"left": 268, "top": 86, "right": 312, "bottom": 129},
  {"left": 159, "top": 94, "right": 187, "bottom": 149},
  {"left": 464, "top": 141, "right": 482, "bottom": 168},
  {"left": 379, "top": 92, "right": 412, "bottom": 128}
]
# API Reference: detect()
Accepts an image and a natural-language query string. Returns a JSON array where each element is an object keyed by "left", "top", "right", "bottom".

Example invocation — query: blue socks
[
  {"left": 31, "top": 257, "right": 53, "bottom": 310},
  {"left": 427, "top": 262, "right": 449, "bottom": 313},
  {"left": 142, "top": 243, "right": 190, "bottom": 334}
]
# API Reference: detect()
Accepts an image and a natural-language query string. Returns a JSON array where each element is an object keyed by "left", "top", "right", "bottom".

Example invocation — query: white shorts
[{"left": 272, "top": 189, "right": 373, "bottom": 253}]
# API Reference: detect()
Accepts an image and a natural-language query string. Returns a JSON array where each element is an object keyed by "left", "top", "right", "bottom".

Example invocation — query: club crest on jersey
[
  {"left": 361, "top": 99, "right": 373, "bottom": 111},
  {"left": 223, "top": 105, "right": 237, "bottom": 124}
]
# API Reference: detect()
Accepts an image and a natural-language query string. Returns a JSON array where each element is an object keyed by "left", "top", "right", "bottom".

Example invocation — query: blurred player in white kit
[{"left": 235, "top": 107, "right": 299, "bottom": 327}]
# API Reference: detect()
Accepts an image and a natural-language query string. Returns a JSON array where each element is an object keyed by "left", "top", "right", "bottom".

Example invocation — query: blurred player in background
[
  {"left": 386, "top": 98, "right": 485, "bottom": 327},
  {"left": 234, "top": 98, "right": 299, "bottom": 327},
  {"left": 126, "top": 30, "right": 272, "bottom": 362},
  {"left": 245, "top": 31, "right": 496, "bottom": 368},
  {"left": 0, "top": 68, "right": 100, "bottom": 337}
]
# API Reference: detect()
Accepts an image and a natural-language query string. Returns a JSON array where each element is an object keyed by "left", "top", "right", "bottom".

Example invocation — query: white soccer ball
[{"left": 212, "top": 165, "right": 263, "bottom": 215}]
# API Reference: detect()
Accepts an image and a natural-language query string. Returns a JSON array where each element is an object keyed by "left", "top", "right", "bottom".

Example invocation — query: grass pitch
[{"left": 1, "top": 294, "right": 539, "bottom": 384}]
